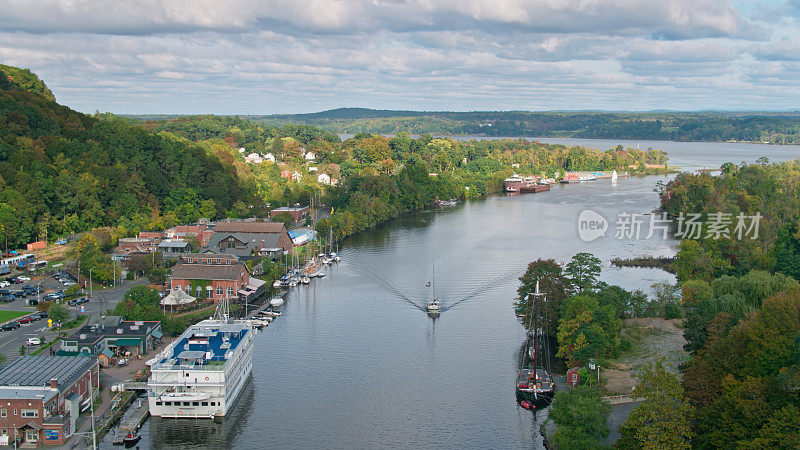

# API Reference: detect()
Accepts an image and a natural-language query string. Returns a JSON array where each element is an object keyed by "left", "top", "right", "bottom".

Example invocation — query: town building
[
  {"left": 117, "top": 237, "right": 157, "bottom": 256},
  {"left": 263, "top": 152, "right": 276, "bottom": 162},
  {"left": 168, "top": 253, "right": 266, "bottom": 302},
  {"left": 59, "top": 317, "right": 163, "bottom": 358},
  {"left": 206, "top": 221, "right": 293, "bottom": 258},
  {"left": 0, "top": 356, "right": 99, "bottom": 446},
  {"left": 269, "top": 206, "right": 310, "bottom": 223},
  {"left": 317, "top": 173, "right": 331, "bottom": 185},
  {"left": 158, "top": 240, "right": 190, "bottom": 258},
  {"left": 244, "top": 153, "right": 263, "bottom": 164}
]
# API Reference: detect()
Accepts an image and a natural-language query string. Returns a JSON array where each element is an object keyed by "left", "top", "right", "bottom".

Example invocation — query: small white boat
[
  {"left": 272, "top": 280, "right": 282, "bottom": 288},
  {"left": 334, "top": 255, "right": 341, "bottom": 262},
  {"left": 288, "top": 280, "right": 297, "bottom": 287},
  {"left": 315, "top": 271, "right": 325, "bottom": 278},
  {"left": 611, "top": 169, "right": 618, "bottom": 183},
  {"left": 301, "top": 276, "right": 310, "bottom": 284},
  {"left": 262, "top": 311, "right": 282, "bottom": 316},
  {"left": 426, "top": 261, "right": 440, "bottom": 315},
  {"left": 270, "top": 297, "right": 285, "bottom": 308}
]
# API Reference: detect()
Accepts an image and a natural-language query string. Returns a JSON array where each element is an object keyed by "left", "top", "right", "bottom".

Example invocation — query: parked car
[
  {"left": 0, "top": 295, "right": 14, "bottom": 303},
  {"left": 11, "top": 290, "right": 26, "bottom": 298},
  {"left": 1, "top": 322, "right": 19, "bottom": 331},
  {"left": 55, "top": 239, "right": 67, "bottom": 245},
  {"left": 27, "top": 299, "right": 38, "bottom": 306},
  {"left": 0, "top": 281, "right": 9, "bottom": 288},
  {"left": 18, "top": 316, "right": 34, "bottom": 324},
  {"left": 68, "top": 297, "right": 89, "bottom": 306},
  {"left": 16, "top": 276, "right": 30, "bottom": 282},
  {"left": 26, "top": 337, "right": 41, "bottom": 345},
  {"left": 34, "top": 311, "right": 47, "bottom": 319},
  {"left": 9, "top": 277, "right": 23, "bottom": 284},
  {"left": 0, "top": 289, "right": 11, "bottom": 296},
  {"left": 117, "top": 358, "right": 128, "bottom": 367},
  {"left": 62, "top": 281, "right": 76, "bottom": 287}
]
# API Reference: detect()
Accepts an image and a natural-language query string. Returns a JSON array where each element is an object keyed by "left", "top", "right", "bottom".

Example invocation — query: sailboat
[
  {"left": 426, "top": 262, "right": 441, "bottom": 315},
  {"left": 515, "top": 281, "right": 555, "bottom": 407},
  {"left": 611, "top": 169, "right": 618, "bottom": 183}
]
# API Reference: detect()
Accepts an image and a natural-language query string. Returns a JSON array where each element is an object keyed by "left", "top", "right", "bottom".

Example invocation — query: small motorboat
[
  {"left": 269, "top": 297, "right": 285, "bottom": 308},
  {"left": 426, "top": 300, "right": 440, "bottom": 314},
  {"left": 262, "top": 311, "right": 282, "bottom": 316},
  {"left": 122, "top": 431, "right": 141, "bottom": 447},
  {"left": 288, "top": 280, "right": 297, "bottom": 287},
  {"left": 272, "top": 280, "right": 282, "bottom": 288},
  {"left": 301, "top": 276, "right": 310, "bottom": 284},
  {"left": 519, "top": 400, "right": 534, "bottom": 411}
]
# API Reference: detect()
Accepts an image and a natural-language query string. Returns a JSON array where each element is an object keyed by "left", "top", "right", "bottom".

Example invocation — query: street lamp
[
  {"left": 35, "top": 280, "right": 43, "bottom": 307},
  {"left": 89, "top": 267, "right": 94, "bottom": 300}
]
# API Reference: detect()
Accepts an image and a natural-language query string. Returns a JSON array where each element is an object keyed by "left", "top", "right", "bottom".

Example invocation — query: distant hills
[
  {"left": 229, "top": 108, "right": 800, "bottom": 144},
  {"left": 129, "top": 107, "right": 800, "bottom": 144}
]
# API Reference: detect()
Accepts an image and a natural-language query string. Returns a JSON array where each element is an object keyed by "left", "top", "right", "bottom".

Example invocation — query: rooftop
[
  {"left": 66, "top": 320, "right": 161, "bottom": 346},
  {"left": 0, "top": 356, "right": 96, "bottom": 389},
  {"left": 170, "top": 261, "right": 247, "bottom": 281},
  {"left": 152, "top": 320, "right": 250, "bottom": 369},
  {"left": 214, "top": 221, "right": 287, "bottom": 234}
]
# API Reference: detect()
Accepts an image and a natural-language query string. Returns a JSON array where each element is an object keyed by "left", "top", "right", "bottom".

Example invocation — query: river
[{"left": 100, "top": 140, "right": 799, "bottom": 449}]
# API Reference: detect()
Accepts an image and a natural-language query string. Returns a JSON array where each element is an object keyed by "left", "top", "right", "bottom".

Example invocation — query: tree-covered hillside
[
  {"left": 242, "top": 109, "right": 800, "bottom": 144},
  {"left": 0, "top": 65, "right": 258, "bottom": 248}
]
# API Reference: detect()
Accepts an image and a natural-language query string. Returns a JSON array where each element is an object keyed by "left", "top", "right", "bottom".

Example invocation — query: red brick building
[
  {"left": 0, "top": 356, "right": 99, "bottom": 446},
  {"left": 208, "top": 221, "right": 293, "bottom": 257},
  {"left": 168, "top": 253, "right": 257, "bottom": 302}
]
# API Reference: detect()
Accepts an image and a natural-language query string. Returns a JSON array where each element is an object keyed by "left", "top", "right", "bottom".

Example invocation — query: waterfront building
[
  {"left": 0, "top": 356, "right": 99, "bottom": 446},
  {"left": 269, "top": 206, "right": 310, "bottom": 223},
  {"left": 58, "top": 317, "right": 163, "bottom": 358},
  {"left": 168, "top": 253, "right": 266, "bottom": 302},
  {"left": 146, "top": 315, "right": 254, "bottom": 419},
  {"left": 206, "top": 221, "right": 293, "bottom": 257}
]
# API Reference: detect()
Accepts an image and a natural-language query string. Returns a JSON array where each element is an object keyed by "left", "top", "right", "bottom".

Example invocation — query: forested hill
[
  {"left": 0, "top": 65, "right": 258, "bottom": 248},
  {"left": 241, "top": 108, "right": 800, "bottom": 144}
]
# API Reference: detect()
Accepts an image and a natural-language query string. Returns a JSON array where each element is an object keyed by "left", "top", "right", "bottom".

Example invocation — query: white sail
[{"left": 611, "top": 169, "right": 618, "bottom": 182}]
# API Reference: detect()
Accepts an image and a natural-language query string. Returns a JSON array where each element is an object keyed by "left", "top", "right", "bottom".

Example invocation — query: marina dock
[
  {"left": 246, "top": 290, "right": 288, "bottom": 319},
  {"left": 111, "top": 398, "right": 149, "bottom": 445}
]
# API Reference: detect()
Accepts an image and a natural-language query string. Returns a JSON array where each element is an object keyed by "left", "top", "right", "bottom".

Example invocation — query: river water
[{"left": 101, "top": 140, "right": 799, "bottom": 449}]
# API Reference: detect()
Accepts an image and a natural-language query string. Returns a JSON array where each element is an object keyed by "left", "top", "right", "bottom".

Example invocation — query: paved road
[{"left": 0, "top": 272, "right": 147, "bottom": 368}]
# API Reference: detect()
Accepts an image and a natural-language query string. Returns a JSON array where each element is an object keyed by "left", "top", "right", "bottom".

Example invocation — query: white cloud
[{"left": 0, "top": 0, "right": 796, "bottom": 113}]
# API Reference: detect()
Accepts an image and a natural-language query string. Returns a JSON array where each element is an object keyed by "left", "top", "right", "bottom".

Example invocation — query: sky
[{"left": 1, "top": 0, "right": 800, "bottom": 114}]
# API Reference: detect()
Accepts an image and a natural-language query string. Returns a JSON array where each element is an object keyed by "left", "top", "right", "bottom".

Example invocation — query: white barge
[{"left": 146, "top": 312, "right": 254, "bottom": 419}]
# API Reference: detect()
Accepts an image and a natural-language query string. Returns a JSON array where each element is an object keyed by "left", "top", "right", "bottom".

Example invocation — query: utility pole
[{"left": 89, "top": 267, "right": 94, "bottom": 300}]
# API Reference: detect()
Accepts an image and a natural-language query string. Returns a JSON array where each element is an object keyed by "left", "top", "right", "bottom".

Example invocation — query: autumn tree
[{"left": 618, "top": 361, "right": 695, "bottom": 450}]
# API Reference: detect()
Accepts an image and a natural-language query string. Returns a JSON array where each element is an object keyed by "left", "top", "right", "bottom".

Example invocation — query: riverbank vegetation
[
  {"left": 239, "top": 108, "right": 800, "bottom": 144},
  {"left": 653, "top": 160, "right": 800, "bottom": 447},
  {"left": 610, "top": 256, "right": 675, "bottom": 273}
]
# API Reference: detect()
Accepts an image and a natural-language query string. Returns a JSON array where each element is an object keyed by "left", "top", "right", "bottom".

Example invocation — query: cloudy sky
[{"left": 1, "top": 0, "right": 799, "bottom": 114}]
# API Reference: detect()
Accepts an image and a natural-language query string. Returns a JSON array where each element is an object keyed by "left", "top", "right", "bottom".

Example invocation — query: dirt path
[{"left": 604, "top": 317, "right": 688, "bottom": 394}]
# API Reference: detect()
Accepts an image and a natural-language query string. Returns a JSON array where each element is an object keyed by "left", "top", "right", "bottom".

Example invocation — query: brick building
[
  {"left": 269, "top": 206, "right": 310, "bottom": 223},
  {"left": 0, "top": 356, "right": 99, "bottom": 446},
  {"left": 168, "top": 253, "right": 265, "bottom": 302},
  {"left": 207, "top": 221, "right": 293, "bottom": 258}
]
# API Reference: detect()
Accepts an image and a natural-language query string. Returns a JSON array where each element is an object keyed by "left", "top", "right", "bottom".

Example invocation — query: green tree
[
  {"left": 565, "top": 252, "right": 602, "bottom": 292},
  {"left": 516, "top": 259, "right": 572, "bottom": 332},
  {"left": 48, "top": 303, "right": 70, "bottom": 323},
  {"left": 619, "top": 361, "right": 695, "bottom": 449},
  {"left": 550, "top": 386, "right": 611, "bottom": 449}
]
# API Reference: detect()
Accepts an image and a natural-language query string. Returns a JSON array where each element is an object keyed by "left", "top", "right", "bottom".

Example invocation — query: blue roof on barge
[{"left": 156, "top": 322, "right": 249, "bottom": 366}]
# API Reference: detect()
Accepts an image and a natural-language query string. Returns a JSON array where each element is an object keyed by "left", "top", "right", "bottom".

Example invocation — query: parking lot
[{"left": 0, "top": 270, "right": 146, "bottom": 367}]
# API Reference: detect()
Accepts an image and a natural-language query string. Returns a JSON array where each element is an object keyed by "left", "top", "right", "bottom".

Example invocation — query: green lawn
[{"left": 0, "top": 311, "right": 29, "bottom": 323}]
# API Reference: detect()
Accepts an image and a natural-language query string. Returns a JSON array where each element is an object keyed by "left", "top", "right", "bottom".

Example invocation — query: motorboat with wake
[{"left": 426, "top": 262, "right": 441, "bottom": 315}]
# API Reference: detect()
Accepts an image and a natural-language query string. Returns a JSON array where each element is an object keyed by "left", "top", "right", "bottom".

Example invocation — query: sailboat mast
[{"left": 531, "top": 281, "right": 541, "bottom": 396}]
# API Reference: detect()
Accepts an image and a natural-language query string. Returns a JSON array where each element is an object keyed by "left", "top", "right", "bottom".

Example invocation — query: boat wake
[
  {"left": 440, "top": 267, "right": 521, "bottom": 312},
  {"left": 349, "top": 264, "right": 428, "bottom": 312}
]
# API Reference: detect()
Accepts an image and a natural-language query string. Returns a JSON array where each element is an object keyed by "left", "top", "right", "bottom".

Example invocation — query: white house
[
  {"left": 317, "top": 173, "right": 331, "bottom": 185},
  {"left": 308, "top": 166, "right": 318, "bottom": 172},
  {"left": 304, "top": 151, "right": 316, "bottom": 161},
  {"left": 263, "top": 152, "right": 276, "bottom": 162},
  {"left": 291, "top": 171, "right": 302, "bottom": 182},
  {"left": 244, "top": 153, "right": 263, "bottom": 164},
  {"left": 238, "top": 147, "right": 246, "bottom": 153}
]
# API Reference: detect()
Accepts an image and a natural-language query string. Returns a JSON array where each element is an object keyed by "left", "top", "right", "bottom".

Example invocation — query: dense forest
[
  {"left": 0, "top": 65, "right": 258, "bottom": 249},
  {"left": 187, "top": 108, "right": 800, "bottom": 144},
  {"left": 657, "top": 161, "right": 800, "bottom": 447}
]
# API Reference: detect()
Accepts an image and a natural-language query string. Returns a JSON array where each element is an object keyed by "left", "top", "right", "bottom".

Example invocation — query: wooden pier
[
  {"left": 246, "top": 290, "right": 287, "bottom": 319},
  {"left": 111, "top": 398, "right": 150, "bottom": 445}
]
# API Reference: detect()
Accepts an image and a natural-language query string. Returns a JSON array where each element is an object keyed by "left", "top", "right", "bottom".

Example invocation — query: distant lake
[{"left": 338, "top": 134, "right": 800, "bottom": 170}]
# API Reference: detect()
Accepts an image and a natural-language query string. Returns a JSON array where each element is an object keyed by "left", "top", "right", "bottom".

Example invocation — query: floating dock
[{"left": 111, "top": 398, "right": 149, "bottom": 445}]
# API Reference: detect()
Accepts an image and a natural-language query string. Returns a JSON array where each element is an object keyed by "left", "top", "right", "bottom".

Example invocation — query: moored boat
[
  {"left": 270, "top": 297, "right": 285, "bottom": 308},
  {"left": 515, "top": 281, "right": 556, "bottom": 406}
]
